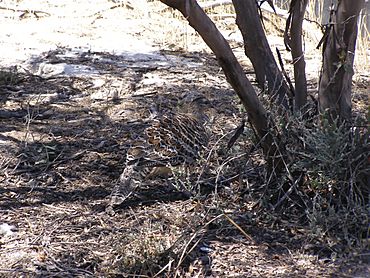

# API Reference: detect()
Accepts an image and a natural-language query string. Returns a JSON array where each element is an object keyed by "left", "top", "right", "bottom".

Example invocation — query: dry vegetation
[{"left": 0, "top": 1, "right": 369, "bottom": 277}]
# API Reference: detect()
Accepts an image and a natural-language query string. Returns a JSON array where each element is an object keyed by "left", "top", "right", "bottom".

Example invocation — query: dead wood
[
  {"left": 0, "top": 6, "right": 51, "bottom": 18},
  {"left": 200, "top": 0, "right": 233, "bottom": 10}
]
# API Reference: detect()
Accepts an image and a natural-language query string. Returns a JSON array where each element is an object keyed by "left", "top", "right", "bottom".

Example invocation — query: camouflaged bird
[{"left": 109, "top": 95, "right": 211, "bottom": 207}]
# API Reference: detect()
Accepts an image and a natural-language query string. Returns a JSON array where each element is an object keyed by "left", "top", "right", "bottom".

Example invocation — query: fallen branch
[
  {"left": 200, "top": 0, "right": 233, "bottom": 10},
  {"left": 90, "top": 3, "right": 134, "bottom": 18},
  {"left": 0, "top": 6, "right": 51, "bottom": 18},
  {"left": 199, "top": 0, "right": 288, "bottom": 18}
]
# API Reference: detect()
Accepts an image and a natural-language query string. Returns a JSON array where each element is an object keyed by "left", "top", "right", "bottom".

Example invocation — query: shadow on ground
[{"left": 0, "top": 48, "right": 368, "bottom": 278}]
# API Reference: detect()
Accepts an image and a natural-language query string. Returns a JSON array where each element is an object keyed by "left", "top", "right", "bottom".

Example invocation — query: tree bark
[
  {"left": 318, "top": 0, "right": 365, "bottom": 123},
  {"left": 285, "top": 0, "right": 308, "bottom": 111},
  {"left": 159, "top": 0, "right": 282, "bottom": 169},
  {"left": 232, "top": 0, "right": 291, "bottom": 109}
]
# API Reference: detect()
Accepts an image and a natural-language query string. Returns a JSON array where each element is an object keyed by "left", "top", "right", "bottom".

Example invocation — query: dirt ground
[{"left": 0, "top": 1, "right": 369, "bottom": 277}]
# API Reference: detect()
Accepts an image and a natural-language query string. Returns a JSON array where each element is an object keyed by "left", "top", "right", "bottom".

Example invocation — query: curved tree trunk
[
  {"left": 318, "top": 0, "right": 365, "bottom": 123},
  {"left": 159, "top": 0, "right": 282, "bottom": 170}
]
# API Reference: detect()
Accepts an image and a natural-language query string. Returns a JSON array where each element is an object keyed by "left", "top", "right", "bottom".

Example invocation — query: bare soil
[{"left": 0, "top": 1, "right": 369, "bottom": 277}]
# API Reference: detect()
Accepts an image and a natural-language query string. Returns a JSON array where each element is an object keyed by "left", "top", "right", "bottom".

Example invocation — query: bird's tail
[{"left": 109, "top": 165, "right": 136, "bottom": 207}]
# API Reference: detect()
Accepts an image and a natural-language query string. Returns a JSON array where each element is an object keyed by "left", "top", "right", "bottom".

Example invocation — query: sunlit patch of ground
[{"left": 0, "top": 1, "right": 368, "bottom": 277}]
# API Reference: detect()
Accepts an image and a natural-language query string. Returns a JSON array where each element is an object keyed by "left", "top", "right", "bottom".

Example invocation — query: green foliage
[{"left": 266, "top": 101, "right": 369, "bottom": 249}]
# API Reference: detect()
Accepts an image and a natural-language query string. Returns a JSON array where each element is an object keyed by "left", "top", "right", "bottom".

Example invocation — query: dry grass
[{"left": 0, "top": 1, "right": 369, "bottom": 277}]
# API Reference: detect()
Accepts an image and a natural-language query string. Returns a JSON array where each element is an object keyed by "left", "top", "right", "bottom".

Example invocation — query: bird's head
[{"left": 180, "top": 92, "right": 216, "bottom": 125}]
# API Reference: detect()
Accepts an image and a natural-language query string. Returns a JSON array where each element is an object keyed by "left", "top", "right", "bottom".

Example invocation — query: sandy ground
[{"left": 0, "top": 1, "right": 369, "bottom": 277}]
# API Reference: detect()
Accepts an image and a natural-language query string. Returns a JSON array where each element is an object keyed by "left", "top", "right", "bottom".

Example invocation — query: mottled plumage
[{"left": 109, "top": 97, "right": 210, "bottom": 207}]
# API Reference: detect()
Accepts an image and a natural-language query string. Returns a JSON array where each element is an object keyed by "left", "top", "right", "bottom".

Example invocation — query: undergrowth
[{"left": 263, "top": 99, "right": 369, "bottom": 252}]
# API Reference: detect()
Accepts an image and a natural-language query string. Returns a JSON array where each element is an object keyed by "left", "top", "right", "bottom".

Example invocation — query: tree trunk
[
  {"left": 319, "top": 0, "right": 333, "bottom": 25},
  {"left": 285, "top": 0, "right": 308, "bottom": 111},
  {"left": 232, "top": 0, "right": 291, "bottom": 109},
  {"left": 318, "top": 0, "right": 365, "bottom": 123},
  {"left": 159, "top": 0, "right": 282, "bottom": 170}
]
